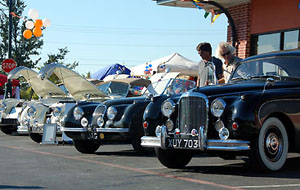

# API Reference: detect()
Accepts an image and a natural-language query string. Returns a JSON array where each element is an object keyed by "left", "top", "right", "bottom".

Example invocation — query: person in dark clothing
[{"left": 4, "top": 79, "right": 12, "bottom": 98}]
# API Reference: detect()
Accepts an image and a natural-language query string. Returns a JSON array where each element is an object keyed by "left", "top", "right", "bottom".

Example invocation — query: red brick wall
[
  {"left": 227, "top": 3, "right": 251, "bottom": 59},
  {"left": 251, "top": 0, "right": 300, "bottom": 34}
]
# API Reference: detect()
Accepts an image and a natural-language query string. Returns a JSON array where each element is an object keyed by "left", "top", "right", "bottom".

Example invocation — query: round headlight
[
  {"left": 219, "top": 127, "right": 230, "bottom": 140},
  {"left": 107, "top": 106, "right": 117, "bottom": 120},
  {"left": 53, "top": 107, "right": 62, "bottom": 117},
  {"left": 215, "top": 119, "right": 224, "bottom": 132},
  {"left": 73, "top": 107, "right": 84, "bottom": 120},
  {"left": 81, "top": 117, "right": 88, "bottom": 128},
  {"left": 165, "top": 119, "right": 174, "bottom": 132},
  {"left": 161, "top": 99, "right": 175, "bottom": 117},
  {"left": 97, "top": 117, "right": 104, "bottom": 127},
  {"left": 211, "top": 98, "right": 226, "bottom": 117},
  {"left": 0, "top": 102, "right": 7, "bottom": 112},
  {"left": 27, "top": 106, "right": 36, "bottom": 118}
]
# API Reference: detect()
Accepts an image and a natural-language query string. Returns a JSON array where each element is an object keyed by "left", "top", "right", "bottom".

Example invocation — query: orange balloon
[
  {"left": 34, "top": 19, "right": 43, "bottom": 27},
  {"left": 33, "top": 27, "right": 42, "bottom": 37},
  {"left": 23, "top": 29, "right": 32, "bottom": 39}
]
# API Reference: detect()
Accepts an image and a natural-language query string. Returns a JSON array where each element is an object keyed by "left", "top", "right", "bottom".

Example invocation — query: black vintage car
[
  {"left": 64, "top": 72, "right": 196, "bottom": 154},
  {"left": 141, "top": 50, "right": 300, "bottom": 172}
]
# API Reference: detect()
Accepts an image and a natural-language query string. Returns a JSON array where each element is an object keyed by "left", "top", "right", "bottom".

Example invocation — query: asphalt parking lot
[{"left": 0, "top": 131, "right": 300, "bottom": 190}]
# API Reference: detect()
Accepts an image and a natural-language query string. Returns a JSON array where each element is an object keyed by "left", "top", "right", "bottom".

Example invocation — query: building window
[
  {"left": 251, "top": 29, "right": 300, "bottom": 55},
  {"left": 284, "top": 30, "right": 299, "bottom": 50}
]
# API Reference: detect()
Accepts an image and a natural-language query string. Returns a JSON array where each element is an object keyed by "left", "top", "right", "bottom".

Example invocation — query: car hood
[
  {"left": 8, "top": 66, "right": 67, "bottom": 98},
  {"left": 194, "top": 79, "right": 300, "bottom": 97},
  {"left": 0, "top": 98, "right": 24, "bottom": 115},
  {"left": 39, "top": 63, "right": 108, "bottom": 101}
]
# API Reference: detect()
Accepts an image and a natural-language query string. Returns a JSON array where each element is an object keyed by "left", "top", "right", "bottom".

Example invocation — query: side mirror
[{"left": 147, "top": 93, "right": 154, "bottom": 100}]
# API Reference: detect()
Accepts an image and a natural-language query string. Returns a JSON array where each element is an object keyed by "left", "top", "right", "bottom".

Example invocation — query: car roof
[{"left": 243, "top": 50, "right": 300, "bottom": 62}]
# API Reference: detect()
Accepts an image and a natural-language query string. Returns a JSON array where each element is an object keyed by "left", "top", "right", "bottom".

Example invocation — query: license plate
[{"left": 167, "top": 138, "right": 199, "bottom": 149}]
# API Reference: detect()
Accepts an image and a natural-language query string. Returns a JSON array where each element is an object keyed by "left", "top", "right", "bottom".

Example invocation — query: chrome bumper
[
  {"left": 17, "top": 125, "right": 29, "bottom": 134},
  {"left": 61, "top": 127, "right": 129, "bottom": 133},
  {"left": 141, "top": 125, "right": 250, "bottom": 151}
]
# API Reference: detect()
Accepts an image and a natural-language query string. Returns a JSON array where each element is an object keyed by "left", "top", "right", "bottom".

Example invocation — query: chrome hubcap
[{"left": 266, "top": 133, "right": 279, "bottom": 155}]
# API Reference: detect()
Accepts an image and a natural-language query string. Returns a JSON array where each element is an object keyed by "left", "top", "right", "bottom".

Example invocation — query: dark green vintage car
[
  {"left": 141, "top": 50, "right": 300, "bottom": 172},
  {"left": 62, "top": 72, "right": 196, "bottom": 154}
]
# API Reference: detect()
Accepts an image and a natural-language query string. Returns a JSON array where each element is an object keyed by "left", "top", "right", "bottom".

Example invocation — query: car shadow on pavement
[
  {"left": 95, "top": 149, "right": 156, "bottom": 157},
  {"left": 181, "top": 156, "right": 300, "bottom": 179},
  {"left": 0, "top": 185, "right": 44, "bottom": 189}
]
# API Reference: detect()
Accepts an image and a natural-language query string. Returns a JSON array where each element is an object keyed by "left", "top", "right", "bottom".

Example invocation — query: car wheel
[
  {"left": 73, "top": 140, "right": 101, "bottom": 154},
  {"left": 29, "top": 133, "right": 42, "bottom": 143},
  {"left": 130, "top": 124, "right": 150, "bottom": 155},
  {"left": 249, "top": 117, "right": 288, "bottom": 172},
  {"left": 0, "top": 126, "right": 17, "bottom": 135},
  {"left": 155, "top": 148, "right": 193, "bottom": 169}
]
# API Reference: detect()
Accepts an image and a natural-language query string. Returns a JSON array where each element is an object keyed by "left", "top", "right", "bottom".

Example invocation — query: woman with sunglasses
[{"left": 216, "top": 42, "right": 242, "bottom": 84}]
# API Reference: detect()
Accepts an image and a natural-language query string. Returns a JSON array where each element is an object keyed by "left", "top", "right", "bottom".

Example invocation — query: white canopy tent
[{"left": 131, "top": 53, "right": 199, "bottom": 77}]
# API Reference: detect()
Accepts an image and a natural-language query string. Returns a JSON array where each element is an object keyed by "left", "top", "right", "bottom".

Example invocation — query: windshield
[
  {"left": 230, "top": 56, "right": 300, "bottom": 81},
  {"left": 98, "top": 82, "right": 129, "bottom": 97},
  {"left": 164, "top": 79, "right": 196, "bottom": 95},
  {"left": 144, "top": 78, "right": 196, "bottom": 96}
]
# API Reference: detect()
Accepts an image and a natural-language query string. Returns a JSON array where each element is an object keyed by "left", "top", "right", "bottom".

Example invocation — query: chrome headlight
[
  {"left": 97, "top": 117, "right": 104, "bottom": 127},
  {"left": 27, "top": 106, "right": 36, "bottom": 118},
  {"left": 161, "top": 99, "right": 175, "bottom": 117},
  {"left": 73, "top": 107, "right": 84, "bottom": 120},
  {"left": 81, "top": 117, "right": 88, "bottom": 128},
  {"left": 0, "top": 102, "right": 7, "bottom": 112},
  {"left": 52, "top": 107, "right": 62, "bottom": 117},
  {"left": 211, "top": 98, "right": 226, "bottom": 117},
  {"left": 165, "top": 119, "right": 174, "bottom": 132},
  {"left": 107, "top": 106, "right": 117, "bottom": 120}
]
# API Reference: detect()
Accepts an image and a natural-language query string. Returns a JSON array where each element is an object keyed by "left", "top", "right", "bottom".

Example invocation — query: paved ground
[{"left": 0, "top": 131, "right": 300, "bottom": 190}]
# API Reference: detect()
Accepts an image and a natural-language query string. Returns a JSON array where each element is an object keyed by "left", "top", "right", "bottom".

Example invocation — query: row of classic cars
[
  {"left": 0, "top": 63, "right": 198, "bottom": 154},
  {"left": 1, "top": 50, "right": 300, "bottom": 172}
]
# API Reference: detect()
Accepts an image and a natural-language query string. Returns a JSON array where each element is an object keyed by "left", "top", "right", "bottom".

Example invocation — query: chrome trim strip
[
  {"left": 206, "top": 139, "right": 250, "bottom": 151},
  {"left": 61, "top": 127, "right": 87, "bottom": 132},
  {"left": 141, "top": 136, "right": 161, "bottom": 148},
  {"left": 157, "top": 0, "right": 176, "bottom": 5},
  {"left": 96, "top": 128, "right": 129, "bottom": 133}
]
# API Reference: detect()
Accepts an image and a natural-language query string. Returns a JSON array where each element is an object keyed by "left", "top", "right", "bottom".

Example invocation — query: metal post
[{"left": 8, "top": 0, "right": 13, "bottom": 58}]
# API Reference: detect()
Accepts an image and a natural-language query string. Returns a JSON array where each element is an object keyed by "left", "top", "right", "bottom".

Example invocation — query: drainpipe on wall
[{"left": 198, "top": 0, "right": 237, "bottom": 48}]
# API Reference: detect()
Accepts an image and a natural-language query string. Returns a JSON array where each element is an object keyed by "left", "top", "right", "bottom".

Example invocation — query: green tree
[
  {"left": 0, "top": 0, "right": 43, "bottom": 69},
  {"left": 41, "top": 47, "right": 79, "bottom": 69}
]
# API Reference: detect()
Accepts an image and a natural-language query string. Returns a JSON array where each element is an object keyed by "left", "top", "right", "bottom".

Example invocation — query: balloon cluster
[
  {"left": 23, "top": 9, "right": 51, "bottom": 39},
  {"left": 144, "top": 63, "right": 152, "bottom": 75}
]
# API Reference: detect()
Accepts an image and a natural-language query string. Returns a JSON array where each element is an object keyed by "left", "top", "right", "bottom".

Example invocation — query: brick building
[{"left": 153, "top": 0, "right": 300, "bottom": 59}]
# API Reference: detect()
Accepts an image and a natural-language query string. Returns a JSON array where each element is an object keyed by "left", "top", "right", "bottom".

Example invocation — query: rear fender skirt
[{"left": 258, "top": 99, "right": 300, "bottom": 126}]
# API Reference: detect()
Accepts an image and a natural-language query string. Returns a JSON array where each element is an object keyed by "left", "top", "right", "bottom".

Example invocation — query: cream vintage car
[
  {"left": 0, "top": 66, "right": 69, "bottom": 136},
  {"left": 8, "top": 66, "right": 73, "bottom": 142},
  {"left": 20, "top": 63, "right": 110, "bottom": 143}
]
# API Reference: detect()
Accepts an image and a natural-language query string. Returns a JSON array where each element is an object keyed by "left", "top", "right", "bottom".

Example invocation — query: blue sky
[{"left": 24, "top": 0, "right": 227, "bottom": 75}]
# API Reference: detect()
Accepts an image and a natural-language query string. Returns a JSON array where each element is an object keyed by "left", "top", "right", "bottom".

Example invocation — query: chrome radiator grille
[{"left": 178, "top": 96, "right": 207, "bottom": 134}]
